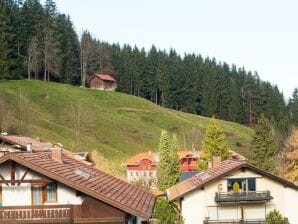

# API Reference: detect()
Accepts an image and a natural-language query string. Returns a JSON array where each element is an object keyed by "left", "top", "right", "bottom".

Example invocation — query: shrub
[{"left": 266, "top": 210, "right": 289, "bottom": 224}]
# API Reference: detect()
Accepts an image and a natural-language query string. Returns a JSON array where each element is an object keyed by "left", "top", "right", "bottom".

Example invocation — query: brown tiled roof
[
  {"left": 167, "top": 159, "right": 298, "bottom": 202},
  {"left": 0, "top": 152, "right": 155, "bottom": 219},
  {"left": 0, "top": 135, "right": 54, "bottom": 151}
]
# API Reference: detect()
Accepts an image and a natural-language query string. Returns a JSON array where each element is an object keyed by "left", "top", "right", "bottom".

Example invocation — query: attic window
[{"left": 74, "top": 168, "right": 95, "bottom": 179}]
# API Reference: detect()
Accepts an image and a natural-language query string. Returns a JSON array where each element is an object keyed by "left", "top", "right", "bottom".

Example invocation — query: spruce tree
[
  {"left": 202, "top": 117, "right": 230, "bottom": 160},
  {"left": 251, "top": 115, "right": 278, "bottom": 172},
  {"left": 288, "top": 88, "right": 298, "bottom": 126},
  {"left": 0, "top": 0, "right": 13, "bottom": 79},
  {"left": 157, "top": 130, "right": 181, "bottom": 192},
  {"left": 169, "top": 134, "right": 181, "bottom": 183}
]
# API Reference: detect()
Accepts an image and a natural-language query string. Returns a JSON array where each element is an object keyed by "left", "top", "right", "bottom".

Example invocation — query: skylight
[{"left": 74, "top": 168, "right": 95, "bottom": 179}]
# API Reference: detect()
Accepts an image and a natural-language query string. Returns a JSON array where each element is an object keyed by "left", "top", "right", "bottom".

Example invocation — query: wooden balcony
[
  {"left": 0, "top": 197, "right": 127, "bottom": 223},
  {"left": 181, "top": 163, "right": 197, "bottom": 171},
  {"left": 0, "top": 205, "right": 72, "bottom": 223},
  {"left": 215, "top": 191, "right": 273, "bottom": 204},
  {"left": 204, "top": 219, "right": 266, "bottom": 224}
]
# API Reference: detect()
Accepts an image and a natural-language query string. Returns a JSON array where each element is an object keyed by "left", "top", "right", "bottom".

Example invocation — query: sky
[{"left": 52, "top": 0, "right": 297, "bottom": 99}]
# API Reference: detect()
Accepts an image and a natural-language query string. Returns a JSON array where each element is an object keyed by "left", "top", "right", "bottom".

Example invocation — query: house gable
[
  {"left": 167, "top": 159, "right": 297, "bottom": 202},
  {"left": 175, "top": 162, "right": 298, "bottom": 224},
  {"left": 0, "top": 152, "right": 155, "bottom": 220}
]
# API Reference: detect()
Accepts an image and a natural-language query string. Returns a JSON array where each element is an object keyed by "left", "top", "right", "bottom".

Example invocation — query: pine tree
[
  {"left": 202, "top": 117, "right": 230, "bottom": 160},
  {"left": 0, "top": 0, "right": 13, "bottom": 79},
  {"left": 157, "top": 130, "right": 181, "bottom": 192},
  {"left": 288, "top": 88, "right": 298, "bottom": 126},
  {"left": 251, "top": 115, "right": 278, "bottom": 172}
]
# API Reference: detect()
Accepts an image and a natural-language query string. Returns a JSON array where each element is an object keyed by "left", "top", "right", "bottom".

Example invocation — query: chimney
[
  {"left": 51, "top": 148, "right": 62, "bottom": 162},
  {"left": 212, "top": 156, "right": 221, "bottom": 168},
  {"left": 26, "top": 143, "right": 32, "bottom": 152},
  {"left": 207, "top": 160, "right": 212, "bottom": 169}
]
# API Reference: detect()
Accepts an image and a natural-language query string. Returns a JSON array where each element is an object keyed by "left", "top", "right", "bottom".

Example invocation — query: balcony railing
[
  {"left": 0, "top": 205, "right": 72, "bottom": 223},
  {"left": 204, "top": 219, "right": 266, "bottom": 224},
  {"left": 215, "top": 191, "right": 272, "bottom": 204}
]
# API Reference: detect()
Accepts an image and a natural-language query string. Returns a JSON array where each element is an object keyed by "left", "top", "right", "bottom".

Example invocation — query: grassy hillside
[{"left": 0, "top": 80, "right": 253, "bottom": 174}]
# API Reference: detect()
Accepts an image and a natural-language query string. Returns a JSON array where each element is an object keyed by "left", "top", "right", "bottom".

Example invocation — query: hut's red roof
[{"left": 92, "top": 74, "right": 116, "bottom": 82}]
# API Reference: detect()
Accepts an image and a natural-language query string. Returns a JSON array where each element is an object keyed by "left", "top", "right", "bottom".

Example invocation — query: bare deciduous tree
[
  {"left": 80, "top": 31, "right": 94, "bottom": 87},
  {"left": 17, "top": 88, "right": 32, "bottom": 135},
  {"left": 27, "top": 36, "right": 41, "bottom": 80},
  {"left": 0, "top": 93, "right": 7, "bottom": 133},
  {"left": 43, "top": 28, "right": 59, "bottom": 82},
  {"left": 65, "top": 101, "right": 94, "bottom": 149},
  {"left": 181, "top": 127, "right": 202, "bottom": 150}
]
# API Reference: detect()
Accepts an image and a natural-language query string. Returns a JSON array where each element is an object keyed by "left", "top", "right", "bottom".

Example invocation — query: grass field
[{"left": 0, "top": 80, "right": 254, "bottom": 174}]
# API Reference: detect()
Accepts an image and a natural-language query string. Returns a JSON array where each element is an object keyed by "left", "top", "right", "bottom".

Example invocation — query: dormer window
[{"left": 227, "top": 178, "right": 256, "bottom": 192}]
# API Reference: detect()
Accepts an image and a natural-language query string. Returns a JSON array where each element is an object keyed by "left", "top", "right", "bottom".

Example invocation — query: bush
[
  {"left": 266, "top": 210, "right": 289, "bottom": 224},
  {"left": 152, "top": 198, "right": 183, "bottom": 224}
]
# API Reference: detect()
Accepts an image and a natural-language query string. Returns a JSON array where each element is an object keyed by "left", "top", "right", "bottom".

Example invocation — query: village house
[
  {"left": 0, "top": 134, "right": 156, "bottom": 223},
  {"left": 167, "top": 157, "right": 298, "bottom": 224},
  {"left": 124, "top": 150, "right": 198, "bottom": 185},
  {"left": 89, "top": 73, "right": 117, "bottom": 91},
  {"left": 125, "top": 151, "right": 158, "bottom": 186}
]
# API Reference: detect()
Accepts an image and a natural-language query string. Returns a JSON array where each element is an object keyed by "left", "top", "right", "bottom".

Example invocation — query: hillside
[{"left": 0, "top": 80, "right": 253, "bottom": 174}]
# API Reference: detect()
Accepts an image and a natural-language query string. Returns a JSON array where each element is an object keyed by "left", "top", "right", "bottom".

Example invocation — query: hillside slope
[{"left": 0, "top": 80, "right": 253, "bottom": 174}]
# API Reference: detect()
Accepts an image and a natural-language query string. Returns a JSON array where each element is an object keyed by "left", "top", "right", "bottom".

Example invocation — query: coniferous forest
[{"left": 1, "top": 0, "right": 298, "bottom": 130}]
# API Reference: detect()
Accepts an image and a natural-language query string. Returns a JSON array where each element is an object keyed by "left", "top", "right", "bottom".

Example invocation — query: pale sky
[{"left": 53, "top": 0, "right": 297, "bottom": 99}]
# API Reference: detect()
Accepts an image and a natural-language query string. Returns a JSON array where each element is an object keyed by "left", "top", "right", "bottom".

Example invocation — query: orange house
[{"left": 124, "top": 150, "right": 198, "bottom": 185}]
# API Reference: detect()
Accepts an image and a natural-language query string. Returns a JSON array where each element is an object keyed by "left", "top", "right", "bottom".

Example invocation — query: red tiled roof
[
  {"left": 124, "top": 152, "right": 157, "bottom": 165},
  {"left": 92, "top": 74, "right": 116, "bottom": 82},
  {"left": 0, "top": 152, "right": 155, "bottom": 219},
  {"left": 167, "top": 159, "right": 298, "bottom": 202}
]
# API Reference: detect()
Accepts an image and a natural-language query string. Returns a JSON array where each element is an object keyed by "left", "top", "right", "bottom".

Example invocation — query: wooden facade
[{"left": 89, "top": 74, "right": 117, "bottom": 91}]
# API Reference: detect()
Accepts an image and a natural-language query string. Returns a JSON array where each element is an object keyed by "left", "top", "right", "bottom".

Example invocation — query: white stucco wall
[
  {"left": 182, "top": 189, "right": 205, "bottom": 224},
  {"left": 0, "top": 162, "right": 84, "bottom": 206},
  {"left": 284, "top": 187, "right": 298, "bottom": 224}
]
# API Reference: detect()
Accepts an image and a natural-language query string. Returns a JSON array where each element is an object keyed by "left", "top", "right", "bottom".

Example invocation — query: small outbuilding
[{"left": 89, "top": 73, "right": 117, "bottom": 91}]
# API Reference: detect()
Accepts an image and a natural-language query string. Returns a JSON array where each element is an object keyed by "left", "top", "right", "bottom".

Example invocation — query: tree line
[
  {"left": 0, "top": 0, "right": 80, "bottom": 83},
  {"left": 1, "top": 0, "right": 297, "bottom": 129}
]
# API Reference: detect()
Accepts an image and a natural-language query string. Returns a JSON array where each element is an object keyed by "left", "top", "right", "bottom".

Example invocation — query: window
[
  {"left": 227, "top": 178, "right": 256, "bottom": 192},
  {"left": 32, "top": 183, "right": 57, "bottom": 205},
  {"left": 32, "top": 185, "right": 43, "bottom": 205},
  {"left": 130, "top": 171, "right": 133, "bottom": 177},
  {"left": 46, "top": 183, "right": 57, "bottom": 202},
  {"left": 248, "top": 178, "right": 256, "bottom": 191},
  {"left": 228, "top": 179, "right": 246, "bottom": 192}
]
